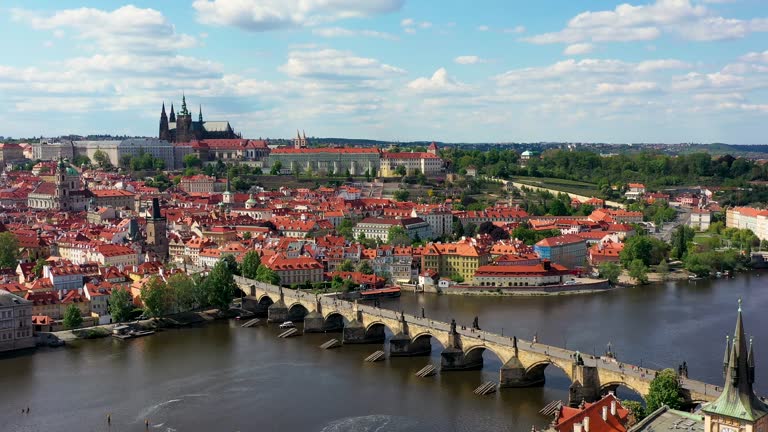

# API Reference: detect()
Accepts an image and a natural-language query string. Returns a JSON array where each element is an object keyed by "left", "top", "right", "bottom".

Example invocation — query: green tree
[
  {"left": 0, "top": 232, "right": 19, "bottom": 268},
  {"left": 270, "top": 161, "right": 282, "bottom": 175},
  {"left": 167, "top": 273, "right": 197, "bottom": 312},
  {"left": 63, "top": 304, "right": 83, "bottom": 329},
  {"left": 32, "top": 258, "right": 46, "bottom": 278},
  {"left": 646, "top": 368, "right": 684, "bottom": 412},
  {"left": 620, "top": 235, "right": 668, "bottom": 267},
  {"left": 93, "top": 149, "right": 111, "bottom": 167},
  {"left": 240, "top": 251, "right": 261, "bottom": 279},
  {"left": 204, "top": 259, "right": 237, "bottom": 309},
  {"left": 357, "top": 260, "right": 374, "bottom": 275},
  {"left": 183, "top": 154, "right": 202, "bottom": 168},
  {"left": 671, "top": 225, "right": 695, "bottom": 259},
  {"left": 109, "top": 288, "right": 134, "bottom": 323},
  {"left": 598, "top": 262, "right": 622, "bottom": 285},
  {"left": 395, "top": 165, "right": 407, "bottom": 176},
  {"left": 255, "top": 264, "right": 281, "bottom": 286},
  {"left": 656, "top": 260, "right": 670, "bottom": 281},
  {"left": 387, "top": 226, "right": 412, "bottom": 246},
  {"left": 221, "top": 254, "right": 241, "bottom": 276},
  {"left": 141, "top": 276, "right": 171, "bottom": 317},
  {"left": 629, "top": 259, "right": 649, "bottom": 284},
  {"left": 393, "top": 189, "right": 410, "bottom": 202},
  {"left": 622, "top": 400, "right": 646, "bottom": 423},
  {"left": 339, "top": 259, "right": 355, "bottom": 272}
]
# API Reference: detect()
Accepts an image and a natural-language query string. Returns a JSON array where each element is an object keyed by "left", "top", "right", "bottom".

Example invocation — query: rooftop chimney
[
  {"left": 610, "top": 400, "right": 617, "bottom": 416},
  {"left": 602, "top": 406, "right": 608, "bottom": 421},
  {"left": 573, "top": 423, "right": 583, "bottom": 432}
]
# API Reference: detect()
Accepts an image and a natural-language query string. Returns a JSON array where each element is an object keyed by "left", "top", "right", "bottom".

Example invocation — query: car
[
  {"left": 564, "top": 280, "right": 579, "bottom": 285},
  {"left": 279, "top": 321, "right": 295, "bottom": 329}
]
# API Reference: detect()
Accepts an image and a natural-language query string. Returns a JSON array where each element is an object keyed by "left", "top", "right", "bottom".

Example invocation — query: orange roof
[{"left": 535, "top": 234, "right": 585, "bottom": 247}]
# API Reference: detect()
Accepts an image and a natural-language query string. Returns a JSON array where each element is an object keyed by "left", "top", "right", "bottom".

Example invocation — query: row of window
[{"left": 0, "top": 329, "right": 31, "bottom": 340}]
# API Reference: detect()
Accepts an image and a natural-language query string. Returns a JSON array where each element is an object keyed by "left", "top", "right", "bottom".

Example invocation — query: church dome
[
  {"left": 245, "top": 194, "right": 257, "bottom": 209},
  {"left": 66, "top": 167, "right": 79, "bottom": 176}
]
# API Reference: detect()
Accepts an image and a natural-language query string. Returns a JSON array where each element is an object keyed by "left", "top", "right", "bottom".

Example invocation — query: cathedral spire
[
  {"left": 169, "top": 103, "right": 176, "bottom": 122},
  {"left": 723, "top": 335, "right": 731, "bottom": 378},
  {"left": 199, "top": 105, "right": 203, "bottom": 123},
  {"left": 180, "top": 93, "right": 189, "bottom": 116}
]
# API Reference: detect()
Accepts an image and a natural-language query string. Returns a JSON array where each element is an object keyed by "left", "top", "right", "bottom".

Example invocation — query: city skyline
[{"left": 1, "top": 0, "right": 767, "bottom": 143}]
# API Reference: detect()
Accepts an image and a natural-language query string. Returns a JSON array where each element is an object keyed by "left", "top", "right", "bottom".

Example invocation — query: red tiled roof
[{"left": 271, "top": 147, "right": 380, "bottom": 155}]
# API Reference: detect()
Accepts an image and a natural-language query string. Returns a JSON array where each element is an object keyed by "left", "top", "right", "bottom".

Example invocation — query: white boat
[{"left": 279, "top": 321, "right": 295, "bottom": 329}]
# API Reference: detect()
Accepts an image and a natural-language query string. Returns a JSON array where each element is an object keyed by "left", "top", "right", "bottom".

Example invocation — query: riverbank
[
  {"left": 439, "top": 278, "right": 612, "bottom": 296},
  {"left": 47, "top": 309, "right": 230, "bottom": 342}
]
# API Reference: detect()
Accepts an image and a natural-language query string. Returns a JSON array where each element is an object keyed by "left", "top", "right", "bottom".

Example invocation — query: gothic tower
[
  {"left": 159, "top": 102, "right": 171, "bottom": 141},
  {"left": 146, "top": 198, "right": 169, "bottom": 261},
  {"left": 175, "top": 94, "right": 194, "bottom": 143},
  {"left": 703, "top": 299, "right": 768, "bottom": 431},
  {"left": 169, "top": 103, "right": 176, "bottom": 123}
]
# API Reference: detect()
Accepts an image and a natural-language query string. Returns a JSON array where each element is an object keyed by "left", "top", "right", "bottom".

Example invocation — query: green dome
[{"left": 66, "top": 167, "right": 79, "bottom": 176}]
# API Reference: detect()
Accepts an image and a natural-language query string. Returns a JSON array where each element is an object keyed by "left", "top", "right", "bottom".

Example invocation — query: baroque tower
[{"left": 703, "top": 299, "right": 768, "bottom": 431}]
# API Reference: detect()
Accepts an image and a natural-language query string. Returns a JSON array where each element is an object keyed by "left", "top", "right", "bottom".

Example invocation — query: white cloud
[
  {"left": 740, "top": 50, "right": 768, "bottom": 64},
  {"left": 279, "top": 49, "right": 405, "bottom": 81},
  {"left": 12, "top": 5, "right": 196, "bottom": 54},
  {"left": 636, "top": 59, "right": 691, "bottom": 72},
  {"left": 407, "top": 68, "right": 469, "bottom": 94},
  {"left": 420, "top": 21, "right": 433, "bottom": 29},
  {"left": 563, "top": 43, "right": 594, "bottom": 56},
  {"left": 401, "top": 18, "right": 432, "bottom": 33},
  {"left": 454, "top": 56, "right": 486, "bottom": 65},
  {"left": 312, "top": 27, "right": 398, "bottom": 40},
  {"left": 596, "top": 81, "right": 658, "bottom": 94},
  {"left": 503, "top": 26, "right": 526, "bottom": 34},
  {"left": 477, "top": 25, "right": 490, "bottom": 32},
  {"left": 192, "top": 0, "right": 404, "bottom": 31},
  {"left": 524, "top": 0, "right": 768, "bottom": 44},
  {"left": 400, "top": 18, "right": 414, "bottom": 27}
]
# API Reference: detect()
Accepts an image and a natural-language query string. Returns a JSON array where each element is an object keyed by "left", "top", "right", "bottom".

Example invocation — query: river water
[{"left": 2, "top": 273, "right": 767, "bottom": 432}]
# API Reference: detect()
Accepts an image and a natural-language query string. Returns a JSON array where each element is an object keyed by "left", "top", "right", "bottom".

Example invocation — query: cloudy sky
[{"left": 1, "top": 0, "right": 767, "bottom": 143}]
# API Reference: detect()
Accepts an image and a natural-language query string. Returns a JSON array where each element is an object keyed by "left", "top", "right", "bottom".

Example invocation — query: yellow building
[{"left": 421, "top": 239, "right": 491, "bottom": 282}]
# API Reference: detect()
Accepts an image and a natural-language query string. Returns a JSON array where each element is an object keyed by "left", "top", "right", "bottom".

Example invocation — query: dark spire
[
  {"left": 748, "top": 336, "right": 756, "bottom": 384},
  {"left": 198, "top": 104, "right": 203, "bottom": 123},
  {"left": 723, "top": 335, "right": 731, "bottom": 378},
  {"left": 169, "top": 103, "right": 176, "bottom": 122},
  {"left": 703, "top": 298, "right": 768, "bottom": 422},
  {"left": 151, "top": 198, "right": 162, "bottom": 220},
  {"left": 161, "top": 102, "right": 167, "bottom": 117},
  {"left": 180, "top": 93, "right": 189, "bottom": 116}
]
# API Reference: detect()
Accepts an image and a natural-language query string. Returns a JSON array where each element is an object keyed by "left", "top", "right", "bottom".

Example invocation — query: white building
[
  {"left": 0, "top": 290, "right": 34, "bottom": 353},
  {"left": 353, "top": 217, "right": 433, "bottom": 242}
]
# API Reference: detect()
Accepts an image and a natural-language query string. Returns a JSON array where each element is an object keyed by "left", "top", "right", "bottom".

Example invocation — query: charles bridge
[{"left": 235, "top": 276, "right": 720, "bottom": 405}]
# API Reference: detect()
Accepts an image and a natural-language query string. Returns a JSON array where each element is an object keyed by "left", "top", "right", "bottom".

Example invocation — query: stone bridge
[{"left": 236, "top": 276, "right": 719, "bottom": 405}]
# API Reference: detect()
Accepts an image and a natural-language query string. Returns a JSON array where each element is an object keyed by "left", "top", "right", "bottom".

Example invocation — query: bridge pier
[
  {"left": 303, "top": 311, "right": 325, "bottom": 333},
  {"left": 267, "top": 300, "right": 288, "bottom": 323},
  {"left": 389, "top": 333, "right": 431, "bottom": 357},
  {"left": 242, "top": 296, "right": 270, "bottom": 316},
  {"left": 441, "top": 348, "right": 483, "bottom": 371},
  {"left": 499, "top": 357, "right": 545, "bottom": 388},
  {"left": 569, "top": 364, "right": 601, "bottom": 406},
  {"left": 343, "top": 319, "right": 385, "bottom": 344}
]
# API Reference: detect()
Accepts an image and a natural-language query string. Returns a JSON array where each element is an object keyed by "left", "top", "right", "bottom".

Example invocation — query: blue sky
[{"left": 0, "top": 0, "right": 767, "bottom": 143}]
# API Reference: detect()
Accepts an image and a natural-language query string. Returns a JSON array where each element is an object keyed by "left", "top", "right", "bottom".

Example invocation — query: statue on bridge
[
  {"left": 472, "top": 316, "right": 480, "bottom": 330},
  {"left": 450, "top": 319, "right": 457, "bottom": 334}
]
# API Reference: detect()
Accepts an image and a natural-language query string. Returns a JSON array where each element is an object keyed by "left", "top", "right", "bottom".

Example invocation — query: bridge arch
[
  {"left": 464, "top": 345, "right": 510, "bottom": 366},
  {"left": 411, "top": 331, "right": 448, "bottom": 350},
  {"left": 365, "top": 321, "right": 396, "bottom": 341},
  {"left": 287, "top": 303, "right": 309, "bottom": 321},
  {"left": 257, "top": 293, "right": 275, "bottom": 305},
  {"left": 600, "top": 382, "right": 646, "bottom": 401},
  {"left": 323, "top": 312, "right": 346, "bottom": 331}
]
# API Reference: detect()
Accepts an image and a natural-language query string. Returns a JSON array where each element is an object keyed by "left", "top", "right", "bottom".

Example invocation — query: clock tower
[{"left": 703, "top": 299, "right": 768, "bottom": 432}]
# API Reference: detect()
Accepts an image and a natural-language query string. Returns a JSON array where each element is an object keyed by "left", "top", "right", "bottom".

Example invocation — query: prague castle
[{"left": 159, "top": 95, "right": 239, "bottom": 143}]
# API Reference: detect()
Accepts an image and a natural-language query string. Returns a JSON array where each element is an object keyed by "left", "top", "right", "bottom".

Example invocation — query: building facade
[
  {"left": 0, "top": 290, "right": 34, "bottom": 353},
  {"left": 268, "top": 147, "right": 381, "bottom": 176},
  {"left": 421, "top": 240, "right": 491, "bottom": 281},
  {"left": 380, "top": 152, "right": 444, "bottom": 177},
  {"left": 353, "top": 217, "right": 433, "bottom": 242},
  {"left": 726, "top": 206, "right": 768, "bottom": 241},
  {"left": 534, "top": 234, "right": 587, "bottom": 269}
]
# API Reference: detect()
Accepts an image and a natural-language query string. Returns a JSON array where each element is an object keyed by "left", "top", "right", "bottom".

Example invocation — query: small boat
[
  {"left": 360, "top": 286, "right": 402, "bottom": 300},
  {"left": 279, "top": 321, "right": 295, "bottom": 329}
]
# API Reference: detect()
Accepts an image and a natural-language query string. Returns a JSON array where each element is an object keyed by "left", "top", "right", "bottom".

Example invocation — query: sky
[{"left": 0, "top": 0, "right": 767, "bottom": 143}]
